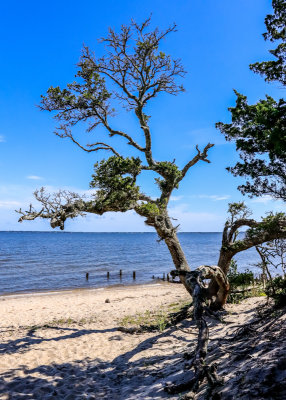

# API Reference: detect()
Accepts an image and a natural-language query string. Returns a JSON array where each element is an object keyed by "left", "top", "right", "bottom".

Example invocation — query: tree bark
[
  {"left": 206, "top": 248, "right": 235, "bottom": 308},
  {"left": 145, "top": 212, "right": 192, "bottom": 293},
  {"left": 164, "top": 234, "right": 192, "bottom": 294}
]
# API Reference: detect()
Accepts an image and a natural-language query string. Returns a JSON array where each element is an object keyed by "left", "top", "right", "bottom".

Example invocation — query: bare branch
[
  {"left": 102, "top": 123, "right": 145, "bottom": 152},
  {"left": 135, "top": 105, "right": 155, "bottom": 166},
  {"left": 16, "top": 186, "right": 151, "bottom": 231},
  {"left": 138, "top": 194, "right": 155, "bottom": 202},
  {"left": 17, "top": 189, "right": 87, "bottom": 230},
  {"left": 55, "top": 126, "right": 121, "bottom": 156},
  {"left": 180, "top": 143, "right": 214, "bottom": 180}
]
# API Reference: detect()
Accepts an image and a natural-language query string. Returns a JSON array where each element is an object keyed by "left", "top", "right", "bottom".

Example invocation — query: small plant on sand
[
  {"left": 119, "top": 300, "right": 191, "bottom": 332},
  {"left": 26, "top": 315, "right": 96, "bottom": 332},
  {"left": 156, "top": 310, "right": 168, "bottom": 332},
  {"left": 119, "top": 308, "right": 169, "bottom": 332}
]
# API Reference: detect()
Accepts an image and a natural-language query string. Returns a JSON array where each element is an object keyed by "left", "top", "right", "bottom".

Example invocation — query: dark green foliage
[
  {"left": 265, "top": 276, "right": 286, "bottom": 307},
  {"left": 90, "top": 156, "right": 142, "bottom": 212},
  {"left": 250, "top": 0, "right": 286, "bottom": 85},
  {"left": 40, "top": 72, "right": 113, "bottom": 130},
  {"left": 227, "top": 202, "right": 252, "bottom": 223},
  {"left": 227, "top": 260, "right": 256, "bottom": 304},
  {"left": 155, "top": 161, "right": 182, "bottom": 192},
  {"left": 247, "top": 212, "right": 286, "bottom": 238},
  {"left": 227, "top": 260, "right": 254, "bottom": 288},
  {"left": 217, "top": 93, "right": 286, "bottom": 201},
  {"left": 137, "top": 202, "right": 161, "bottom": 216},
  {"left": 217, "top": 1, "right": 286, "bottom": 201}
]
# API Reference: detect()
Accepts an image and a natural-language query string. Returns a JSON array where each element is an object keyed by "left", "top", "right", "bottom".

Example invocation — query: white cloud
[
  {"left": 26, "top": 175, "right": 43, "bottom": 180},
  {"left": 0, "top": 200, "right": 21, "bottom": 208},
  {"left": 0, "top": 135, "right": 5, "bottom": 143},
  {"left": 198, "top": 194, "right": 230, "bottom": 201},
  {"left": 169, "top": 203, "right": 225, "bottom": 231},
  {"left": 170, "top": 195, "right": 183, "bottom": 202},
  {"left": 251, "top": 195, "right": 276, "bottom": 204}
]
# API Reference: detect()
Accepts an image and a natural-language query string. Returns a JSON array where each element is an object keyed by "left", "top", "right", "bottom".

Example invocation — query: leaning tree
[
  {"left": 18, "top": 18, "right": 286, "bottom": 396},
  {"left": 18, "top": 19, "right": 219, "bottom": 295}
]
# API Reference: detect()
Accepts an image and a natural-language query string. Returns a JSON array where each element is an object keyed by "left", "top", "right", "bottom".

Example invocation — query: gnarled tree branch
[
  {"left": 180, "top": 143, "right": 214, "bottom": 180},
  {"left": 55, "top": 125, "right": 122, "bottom": 156}
]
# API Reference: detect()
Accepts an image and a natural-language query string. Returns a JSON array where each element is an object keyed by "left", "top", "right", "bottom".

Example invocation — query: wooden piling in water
[
  {"left": 133, "top": 271, "right": 136, "bottom": 280},
  {"left": 119, "top": 269, "right": 122, "bottom": 277},
  {"left": 107, "top": 271, "right": 110, "bottom": 279},
  {"left": 86, "top": 272, "right": 89, "bottom": 280}
]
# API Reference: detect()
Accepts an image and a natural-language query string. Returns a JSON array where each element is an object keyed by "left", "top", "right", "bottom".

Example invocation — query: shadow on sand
[
  {"left": 1, "top": 304, "right": 285, "bottom": 399},
  {"left": 0, "top": 324, "right": 194, "bottom": 399}
]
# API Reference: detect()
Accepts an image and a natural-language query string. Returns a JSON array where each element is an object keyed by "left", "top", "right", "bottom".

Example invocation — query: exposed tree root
[{"left": 165, "top": 267, "right": 228, "bottom": 398}]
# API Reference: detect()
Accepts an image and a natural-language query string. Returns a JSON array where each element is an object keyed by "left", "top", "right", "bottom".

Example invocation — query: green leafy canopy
[{"left": 217, "top": 0, "right": 286, "bottom": 201}]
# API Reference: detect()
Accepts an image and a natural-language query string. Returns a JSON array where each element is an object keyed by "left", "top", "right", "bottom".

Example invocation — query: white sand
[
  {"left": 0, "top": 283, "right": 190, "bottom": 399},
  {"left": 1, "top": 283, "right": 282, "bottom": 399}
]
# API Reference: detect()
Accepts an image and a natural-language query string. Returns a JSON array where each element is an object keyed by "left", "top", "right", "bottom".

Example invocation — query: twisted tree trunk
[{"left": 147, "top": 212, "right": 192, "bottom": 293}]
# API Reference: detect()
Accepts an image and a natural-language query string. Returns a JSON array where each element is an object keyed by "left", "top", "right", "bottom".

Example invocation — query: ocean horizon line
[{"left": 1, "top": 230, "right": 224, "bottom": 234}]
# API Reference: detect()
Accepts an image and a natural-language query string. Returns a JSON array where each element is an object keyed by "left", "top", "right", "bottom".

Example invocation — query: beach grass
[{"left": 118, "top": 299, "right": 191, "bottom": 332}]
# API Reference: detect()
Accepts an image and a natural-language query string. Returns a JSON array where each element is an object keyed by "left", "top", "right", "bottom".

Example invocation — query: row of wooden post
[
  {"left": 85, "top": 271, "right": 171, "bottom": 281},
  {"left": 86, "top": 270, "right": 137, "bottom": 280},
  {"left": 153, "top": 273, "right": 171, "bottom": 281}
]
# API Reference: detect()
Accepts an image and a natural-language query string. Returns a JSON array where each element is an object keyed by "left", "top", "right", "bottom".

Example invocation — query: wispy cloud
[
  {"left": 26, "top": 175, "right": 43, "bottom": 180},
  {"left": 250, "top": 196, "right": 286, "bottom": 212},
  {"left": 169, "top": 203, "right": 225, "bottom": 231},
  {"left": 251, "top": 195, "right": 276, "bottom": 204},
  {"left": 170, "top": 195, "right": 183, "bottom": 202},
  {"left": 0, "top": 135, "right": 5, "bottom": 143},
  {"left": 0, "top": 200, "right": 21, "bottom": 208},
  {"left": 183, "top": 128, "right": 230, "bottom": 147},
  {"left": 198, "top": 194, "right": 230, "bottom": 201}
]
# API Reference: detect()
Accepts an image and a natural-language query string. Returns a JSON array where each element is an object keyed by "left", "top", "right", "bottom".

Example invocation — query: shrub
[
  {"left": 265, "top": 276, "right": 286, "bottom": 308},
  {"left": 227, "top": 260, "right": 256, "bottom": 303},
  {"left": 227, "top": 260, "right": 254, "bottom": 288}
]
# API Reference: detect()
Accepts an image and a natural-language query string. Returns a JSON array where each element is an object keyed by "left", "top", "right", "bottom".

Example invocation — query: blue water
[{"left": 0, "top": 232, "right": 261, "bottom": 295}]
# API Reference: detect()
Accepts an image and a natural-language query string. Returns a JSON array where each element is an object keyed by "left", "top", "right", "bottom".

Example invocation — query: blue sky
[{"left": 0, "top": 0, "right": 284, "bottom": 232}]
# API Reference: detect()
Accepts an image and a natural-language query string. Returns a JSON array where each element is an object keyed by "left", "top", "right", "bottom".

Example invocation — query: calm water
[{"left": 0, "top": 232, "right": 261, "bottom": 295}]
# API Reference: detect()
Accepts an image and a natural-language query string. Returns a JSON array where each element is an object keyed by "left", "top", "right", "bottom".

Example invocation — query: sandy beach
[{"left": 1, "top": 283, "right": 285, "bottom": 399}]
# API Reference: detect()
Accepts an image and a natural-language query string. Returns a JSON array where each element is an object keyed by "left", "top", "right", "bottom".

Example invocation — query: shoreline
[
  {"left": 0, "top": 280, "right": 189, "bottom": 331},
  {"left": 0, "top": 279, "right": 170, "bottom": 299}
]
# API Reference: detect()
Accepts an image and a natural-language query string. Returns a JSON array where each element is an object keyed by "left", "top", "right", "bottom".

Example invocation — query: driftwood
[{"left": 165, "top": 266, "right": 228, "bottom": 398}]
